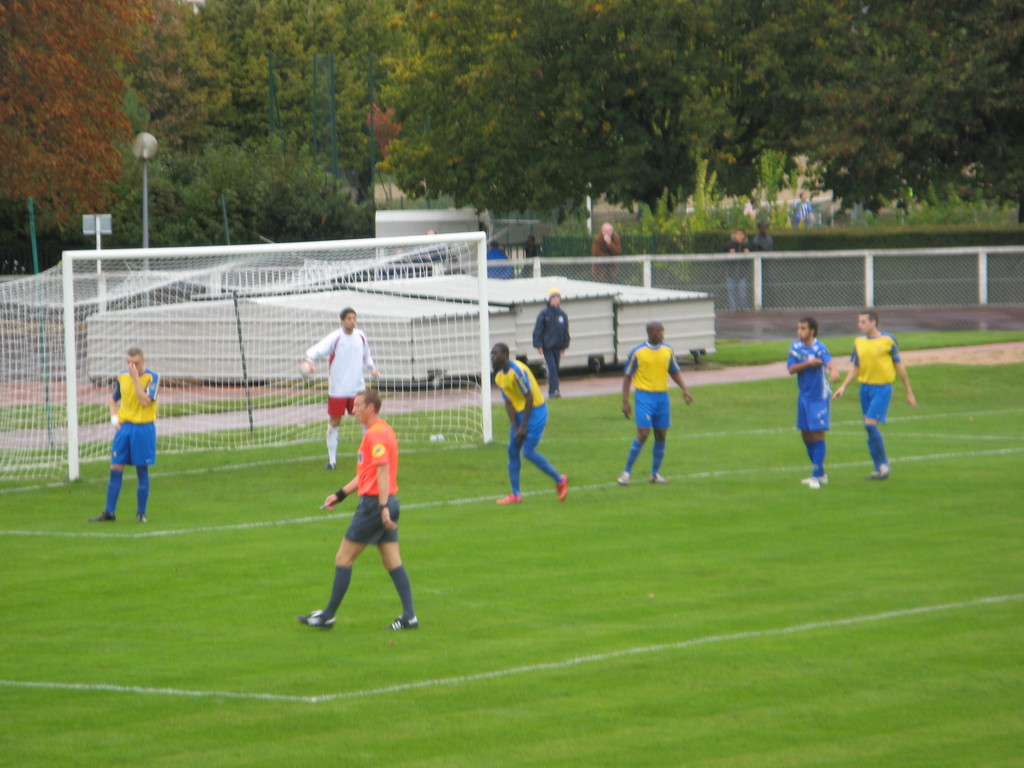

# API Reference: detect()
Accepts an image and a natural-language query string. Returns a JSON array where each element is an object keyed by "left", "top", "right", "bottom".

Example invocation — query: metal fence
[{"left": 505, "top": 246, "right": 1024, "bottom": 313}]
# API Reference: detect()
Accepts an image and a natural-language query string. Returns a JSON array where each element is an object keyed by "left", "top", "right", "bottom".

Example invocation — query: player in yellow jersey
[
  {"left": 833, "top": 310, "right": 917, "bottom": 479},
  {"left": 491, "top": 343, "right": 568, "bottom": 505},
  {"left": 91, "top": 347, "right": 159, "bottom": 522},
  {"left": 618, "top": 322, "right": 693, "bottom": 485}
]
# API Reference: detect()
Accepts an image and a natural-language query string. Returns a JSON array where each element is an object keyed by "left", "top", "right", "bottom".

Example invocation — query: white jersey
[{"left": 305, "top": 328, "right": 376, "bottom": 398}]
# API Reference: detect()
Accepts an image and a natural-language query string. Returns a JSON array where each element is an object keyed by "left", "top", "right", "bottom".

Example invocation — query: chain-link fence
[{"left": 512, "top": 246, "right": 1024, "bottom": 313}]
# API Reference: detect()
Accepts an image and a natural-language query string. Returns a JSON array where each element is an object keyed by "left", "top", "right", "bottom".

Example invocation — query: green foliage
[
  {"left": 384, "top": 0, "right": 775, "bottom": 213},
  {"left": 683, "top": 157, "right": 721, "bottom": 233},
  {"left": 792, "top": 2, "right": 1024, "bottom": 212},
  {"left": 107, "top": 140, "right": 373, "bottom": 248},
  {"left": 1, "top": 365, "right": 1022, "bottom": 765},
  {"left": 883, "top": 185, "right": 1016, "bottom": 227},
  {"left": 634, "top": 188, "right": 684, "bottom": 236},
  {"left": 764, "top": 225, "right": 1024, "bottom": 252}
]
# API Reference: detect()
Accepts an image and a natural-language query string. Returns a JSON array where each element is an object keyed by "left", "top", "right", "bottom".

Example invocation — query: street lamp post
[{"left": 131, "top": 132, "right": 158, "bottom": 248}]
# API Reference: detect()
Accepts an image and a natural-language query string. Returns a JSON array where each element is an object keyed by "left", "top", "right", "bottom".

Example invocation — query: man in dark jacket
[{"left": 533, "top": 289, "right": 570, "bottom": 397}]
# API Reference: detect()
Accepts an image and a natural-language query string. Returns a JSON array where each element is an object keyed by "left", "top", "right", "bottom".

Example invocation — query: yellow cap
[{"left": 548, "top": 288, "right": 561, "bottom": 297}]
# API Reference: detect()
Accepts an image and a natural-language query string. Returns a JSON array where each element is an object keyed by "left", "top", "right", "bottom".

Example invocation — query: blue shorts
[
  {"left": 111, "top": 421, "right": 156, "bottom": 466},
  {"left": 634, "top": 390, "right": 671, "bottom": 430},
  {"left": 860, "top": 383, "right": 893, "bottom": 423},
  {"left": 344, "top": 494, "right": 400, "bottom": 545},
  {"left": 796, "top": 395, "right": 830, "bottom": 432},
  {"left": 510, "top": 402, "right": 548, "bottom": 445}
]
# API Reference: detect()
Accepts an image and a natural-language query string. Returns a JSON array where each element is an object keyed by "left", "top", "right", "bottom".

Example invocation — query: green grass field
[{"left": 2, "top": 362, "right": 1022, "bottom": 767}]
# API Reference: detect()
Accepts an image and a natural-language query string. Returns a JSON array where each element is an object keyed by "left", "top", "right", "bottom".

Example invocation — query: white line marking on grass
[
  {"left": 887, "top": 432, "right": 1024, "bottom": 442},
  {"left": 0, "top": 445, "right": 481, "bottom": 496},
  {"left": 2, "top": 446, "right": 1023, "bottom": 540},
  {"left": 0, "top": 512, "right": 354, "bottom": 539},
  {"left": 3, "top": 408, "right": 1021, "bottom": 496},
  {"left": 2, "top": 593, "right": 1020, "bottom": 705}
]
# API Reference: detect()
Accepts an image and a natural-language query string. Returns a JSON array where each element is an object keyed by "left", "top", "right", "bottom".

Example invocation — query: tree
[
  {"left": 196, "top": 0, "right": 405, "bottom": 197},
  {"left": 106, "top": 139, "right": 373, "bottom": 248},
  {"left": 787, "top": 1, "right": 1024, "bottom": 214},
  {"left": 383, "top": 0, "right": 780, "bottom": 213},
  {"left": 0, "top": 0, "right": 150, "bottom": 226},
  {"left": 125, "top": 0, "right": 232, "bottom": 152}
]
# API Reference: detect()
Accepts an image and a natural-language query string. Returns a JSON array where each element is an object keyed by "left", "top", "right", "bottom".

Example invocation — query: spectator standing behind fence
[
  {"left": 723, "top": 229, "right": 750, "bottom": 312},
  {"left": 792, "top": 192, "right": 813, "bottom": 228},
  {"left": 591, "top": 222, "right": 622, "bottom": 282},
  {"left": 524, "top": 234, "right": 542, "bottom": 259},
  {"left": 486, "top": 240, "right": 514, "bottom": 279},
  {"left": 533, "top": 288, "right": 570, "bottom": 398},
  {"left": 753, "top": 220, "right": 773, "bottom": 252}
]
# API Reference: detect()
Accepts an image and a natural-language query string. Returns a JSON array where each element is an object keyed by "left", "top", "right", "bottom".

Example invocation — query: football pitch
[{"left": 1, "top": 363, "right": 1022, "bottom": 767}]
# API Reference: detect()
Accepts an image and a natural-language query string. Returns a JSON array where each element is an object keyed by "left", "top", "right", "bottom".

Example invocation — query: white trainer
[
  {"left": 801, "top": 477, "right": 821, "bottom": 490},
  {"left": 649, "top": 474, "right": 669, "bottom": 484},
  {"left": 866, "top": 464, "right": 890, "bottom": 480},
  {"left": 617, "top": 471, "right": 631, "bottom": 486}
]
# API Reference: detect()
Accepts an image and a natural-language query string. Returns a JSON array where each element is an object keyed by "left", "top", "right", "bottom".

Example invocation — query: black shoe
[
  {"left": 325, "top": 461, "right": 336, "bottom": 470},
  {"left": 548, "top": 391, "right": 561, "bottom": 398},
  {"left": 297, "top": 610, "right": 335, "bottom": 629},
  {"left": 136, "top": 513, "right": 148, "bottom": 523},
  {"left": 89, "top": 512, "right": 116, "bottom": 522},
  {"left": 387, "top": 616, "right": 419, "bottom": 630}
]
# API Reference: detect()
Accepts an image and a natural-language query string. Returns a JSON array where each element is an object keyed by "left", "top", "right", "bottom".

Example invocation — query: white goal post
[{"left": 8, "top": 232, "right": 491, "bottom": 482}]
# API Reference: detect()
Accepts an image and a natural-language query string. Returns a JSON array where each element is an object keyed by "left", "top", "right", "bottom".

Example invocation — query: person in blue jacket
[
  {"left": 533, "top": 288, "right": 570, "bottom": 398},
  {"left": 486, "top": 240, "right": 514, "bottom": 279}
]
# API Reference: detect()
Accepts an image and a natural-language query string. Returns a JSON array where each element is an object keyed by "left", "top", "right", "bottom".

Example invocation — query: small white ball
[{"left": 300, "top": 361, "right": 315, "bottom": 379}]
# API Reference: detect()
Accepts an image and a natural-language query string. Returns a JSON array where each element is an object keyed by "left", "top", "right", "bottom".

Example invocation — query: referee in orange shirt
[{"left": 297, "top": 389, "right": 418, "bottom": 631}]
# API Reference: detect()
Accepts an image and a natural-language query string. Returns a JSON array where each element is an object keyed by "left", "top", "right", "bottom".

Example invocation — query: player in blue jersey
[
  {"left": 90, "top": 347, "right": 159, "bottom": 523},
  {"left": 833, "top": 310, "right": 917, "bottom": 479},
  {"left": 618, "top": 322, "right": 693, "bottom": 485},
  {"left": 787, "top": 317, "right": 839, "bottom": 489},
  {"left": 491, "top": 343, "right": 568, "bottom": 505}
]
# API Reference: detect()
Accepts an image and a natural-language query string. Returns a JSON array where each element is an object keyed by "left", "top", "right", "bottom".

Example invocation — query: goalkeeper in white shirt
[{"left": 303, "top": 308, "right": 379, "bottom": 469}]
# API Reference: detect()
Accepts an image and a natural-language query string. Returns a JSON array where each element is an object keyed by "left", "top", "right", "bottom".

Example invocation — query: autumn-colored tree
[
  {"left": 0, "top": 0, "right": 150, "bottom": 226},
  {"left": 367, "top": 103, "right": 402, "bottom": 158}
]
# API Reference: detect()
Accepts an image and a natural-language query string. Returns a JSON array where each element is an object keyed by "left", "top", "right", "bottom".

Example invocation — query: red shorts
[{"left": 327, "top": 397, "right": 356, "bottom": 419}]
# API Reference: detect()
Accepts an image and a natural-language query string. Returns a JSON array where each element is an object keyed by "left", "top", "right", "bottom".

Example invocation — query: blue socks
[
  {"left": 135, "top": 466, "right": 150, "bottom": 516},
  {"left": 865, "top": 424, "right": 888, "bottom": 469},
  {"left": 105, "top": 467, "right": 152, "bottom": 517},
  {"left": 651, "top": 440, "right": 666, "bottom": 477},
  {"left": 624, "top": 439, "right": 644, "bottom": 473},
  {"left": 509, "top": 437, "right": 562, "bottom": 494},
  {"left": 806, "top": 439, "right": 826, "bottom": 478},
  {"left": 104, "top": 469, "right": 124, "bottom": 514},
  {"left": 522, "top": 442, "right": 561, "bottom": 482},
  {"left": 507, "top": 439, "right": 522, "bottom": 496}
]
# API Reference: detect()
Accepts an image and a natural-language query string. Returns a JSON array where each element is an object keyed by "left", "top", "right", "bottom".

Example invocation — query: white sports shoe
[
  {"left": 617, "top": 471, "right": 631, "bottom": 485},
  {"left": 649, "top": 474, "right": 669, "bottom": 484},
  {"left": 801, "top": 474, "right": 828, "bottom": 488}
]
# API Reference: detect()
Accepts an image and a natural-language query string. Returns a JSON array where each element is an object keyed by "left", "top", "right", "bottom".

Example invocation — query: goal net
[{"left": 0, "top": 233, "right": 491, "bottom": 483}]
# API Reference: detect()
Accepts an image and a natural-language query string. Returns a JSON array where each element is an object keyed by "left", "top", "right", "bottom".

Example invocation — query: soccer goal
[{"left": 0, "top": 233, "right": 491, "bottom": 483}]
